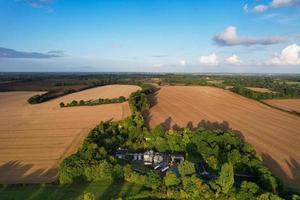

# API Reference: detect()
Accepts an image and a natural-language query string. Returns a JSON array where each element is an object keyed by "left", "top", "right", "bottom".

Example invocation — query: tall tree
[{"left": 215, "top": 163, "right": 234, "bottom": 195}]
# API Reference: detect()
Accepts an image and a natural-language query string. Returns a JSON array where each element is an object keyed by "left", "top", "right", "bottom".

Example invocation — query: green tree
[
  {"left": 164, "top": 171, "right": 180, "bottom": 188},
  {"left": 118, "top": 96, "right": 126, "bottom": 102},
  {"left": 178, "top": 161, "right": 196, "bottom": 177},
  {"left": 256, "top": 193, "right": 283, "bottom": 200},
  {"left": 81, "top": 192, "right": 95, "bottom": 200},
  {"left": 215, "top": 163, "right": 234, "bottom": 195},
  {"left": 237, "top": 181, "right": 259, "bottom": 200},
  {"left": 79, "top": 100, "right": 85, "bottom": 105},
  {"left": 113, "top": 164, "right": 124, "bottom": 179},
  {"left": 151, "top": 125, "right": 164, "bottom": 137},
  {"left": 71, "top": 100, "right": 78, "bottom": 106},
  {"left": 145, "top": 171, "right": 162, "bottom": 190}
]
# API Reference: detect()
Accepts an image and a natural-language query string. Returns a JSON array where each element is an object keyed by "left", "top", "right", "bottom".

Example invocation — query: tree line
[{"left": 59, "top": 96, "right": 127, "bottom": 108}]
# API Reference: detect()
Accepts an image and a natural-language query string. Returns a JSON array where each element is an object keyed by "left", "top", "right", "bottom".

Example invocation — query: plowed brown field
[
  {"left": 148, "top": 86, "right": 300, "bottom": 188},
  {"left": 263, "top": 99, "right": 300, "bottom": 113},
  {"left": 0, "top": 85, "right": 140, "bottom": 184}
]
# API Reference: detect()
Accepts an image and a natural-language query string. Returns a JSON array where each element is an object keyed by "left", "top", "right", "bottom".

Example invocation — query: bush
[
  {"left": 178, "top": 161, "right": 196, "bottom": 177},
  {"left": 81, "top": 192, "right": 95, "bottom": 200},
  {"left": 164, "top": 171, "right": 180, "bottom": 188},
  {"left": 145, "top": 171, "right": 162, "bottom": 190}
]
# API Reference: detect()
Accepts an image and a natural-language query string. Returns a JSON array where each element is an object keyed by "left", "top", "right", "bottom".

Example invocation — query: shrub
[
  {"left": 178, "top": 161, "right": 196, "bottom": 177},
  {"left": 81, "top": 192, "right": 95, "bottom": 200},
  {"left": 164, "top": 171, "right": 180, "bottom": 188}
]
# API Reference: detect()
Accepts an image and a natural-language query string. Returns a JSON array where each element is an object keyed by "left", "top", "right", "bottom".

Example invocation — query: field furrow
[{"left": 0, "top": 85, "right": 139, "bottom": 183}]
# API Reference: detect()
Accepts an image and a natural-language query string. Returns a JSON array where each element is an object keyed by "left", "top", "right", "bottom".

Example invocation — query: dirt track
[
  {"left": 263, "top": 99, "right": 300, "bottom": 113},
  {"left": 0, "top": 85, "right": 140, "bottom": 184},
  {"left": 147, "top": 86, "right": 300, "bottom": 188}
]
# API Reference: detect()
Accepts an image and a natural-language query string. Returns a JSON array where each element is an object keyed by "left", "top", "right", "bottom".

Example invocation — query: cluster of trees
[
  {"left": 27, "top": 91, "right": 55, "bottom": 104},
  {"left": 59, "top": 85, "right": 154, "bottom": 183},
  {"left": 59, "top": 84, "right": 299, "bottom": 199},
  {"left": 224, "top": 76, "right": 300, "bottom": 99},
  {"left": 28, "top": 88, "right": 78, "bottom": 104},
  {"left": 60, "top": 96, "right": 127, "bottom": 107},
  {"left": 230, "top": 86, "right": 276, "bottom": 100}
]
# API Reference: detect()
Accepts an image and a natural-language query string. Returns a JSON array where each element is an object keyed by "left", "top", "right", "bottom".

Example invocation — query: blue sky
[{"left": 0, "top": 0, "right": 300, "bottom": 73}]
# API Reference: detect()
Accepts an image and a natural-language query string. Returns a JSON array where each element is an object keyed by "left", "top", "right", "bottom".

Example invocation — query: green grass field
[{"left": 0, "top": 179, "right": 145, "bottom": 200}]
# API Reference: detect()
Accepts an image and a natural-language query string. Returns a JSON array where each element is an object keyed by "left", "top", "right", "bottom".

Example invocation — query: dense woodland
[{"left": 59, "top": 84, "right": 299, "bottom": 200}]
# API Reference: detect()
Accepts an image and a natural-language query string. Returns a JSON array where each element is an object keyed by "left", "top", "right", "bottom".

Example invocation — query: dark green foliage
[
  {"left": 236, "top": 181, "right": 260, "bottom": 200},
  {"left": 230, "top": 85, "right": 275, "bottom": 100},
  {"left": 61, "top": 96, "right": 128, "bottom": 107},
  {"left": 27, "top": 91, "right": 57, "bottom": 104},
  {"left": 145, "top": 171, "right": 162, "bottom": 190},
  {"left": 63, "top": 89, "right": 76, "bottom": 95},
  {"left": 128, "top": 91, "right": 150, "bottom": 113}
]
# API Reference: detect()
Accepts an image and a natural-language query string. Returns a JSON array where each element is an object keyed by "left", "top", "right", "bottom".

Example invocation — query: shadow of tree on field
[
  {"left": 144, "top": 90, "right": 159, "bottom": 128},
  {"left": 0, "top": 160, "right": 57, "bottom": 184},
  {"left": 0, "top": 161, "right": 90, "bottom": 199},
  {"left": 147, "top": 89, "right": 159, "bottom": 108},
  {"left": 261, "top": 153, "right": 300, "bottom": 190},
  {"left": 153, "top": 117, "right": 245, "bottom": 141}
]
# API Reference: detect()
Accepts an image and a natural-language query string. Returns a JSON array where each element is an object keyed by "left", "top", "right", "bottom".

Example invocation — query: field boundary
[{"left": 260, "top": 101, "right": 300, "bottom": 117}]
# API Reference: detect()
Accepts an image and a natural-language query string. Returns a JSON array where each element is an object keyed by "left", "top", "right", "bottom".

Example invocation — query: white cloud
[
  {"left": 243, "top": 4, "right": 249, "bottom": 13},
  {"left": 271, "top": 0, "right": 294, "bottom": 7},
  {"left": 214, "top": 26, "right": 286, "bottom": 46},
  {"left": 253, "top": 5, "right": 269, "bottom": 12},
  {"left": 200, "top": 53, "right": 219, "bottom": 66},
  {"left": 245, "top": 0, "right": 300, "bottom": 13},
  {"left": 179, "top": 59, "right": 186, "bottom": 66},
  {"left": 267, "top": 44, "right": 300, "bottom": 65},
  {"left": 226, "top": 54, "right": 243, "bottom": 65}
]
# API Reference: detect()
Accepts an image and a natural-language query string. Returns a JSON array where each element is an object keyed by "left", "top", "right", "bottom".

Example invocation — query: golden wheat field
[
  {"left": 147, "top": 86, "right": 300, "bottom": 188},
  {"left": 0, "top": 85, "right": 140, "bottom": 184}
]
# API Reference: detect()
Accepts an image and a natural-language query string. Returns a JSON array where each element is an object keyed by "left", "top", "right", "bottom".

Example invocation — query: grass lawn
[{"left": 0, "top": 179, "right": 145, "bottom": 200}]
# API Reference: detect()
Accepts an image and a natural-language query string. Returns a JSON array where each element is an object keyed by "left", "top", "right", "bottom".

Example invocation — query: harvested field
[
  {"left": 58, "top": 84, "right": 138, "bottom": 103},
  {"left": 0, "top": 85, "right": 140, "bottom": 184},
  {"left": 246, "top": 87, "right": 274, "bottom": 93},
  {"left": 147, "top": 86, "right": 300, "bottom": 188},
  {"left": 263, "top": 99, "right": 300, "bottom": 113}
]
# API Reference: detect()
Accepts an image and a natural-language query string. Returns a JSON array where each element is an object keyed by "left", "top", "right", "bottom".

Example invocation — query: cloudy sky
[{"left": 0, "top": 0, "right": 300, "bottom": 73}]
